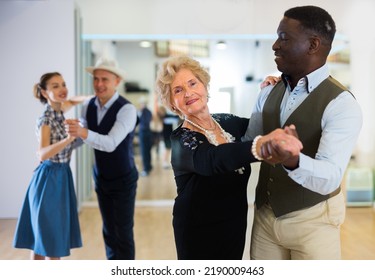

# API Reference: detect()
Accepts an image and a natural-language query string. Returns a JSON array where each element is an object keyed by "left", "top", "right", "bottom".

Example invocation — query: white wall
[
  {"left": 0, "top": 0, "right": 76, "bottom": 218},
  {"left": 342, "top": 0, "right": 375, "bottom": 167},
  {"left": 75, "top": 0, "right": 349, "bottom": 37},
  {"left": 75, "top": 0, "right": 256, "bottom": 36}
]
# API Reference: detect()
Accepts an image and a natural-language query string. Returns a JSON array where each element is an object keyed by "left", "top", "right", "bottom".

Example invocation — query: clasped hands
[
  {"left": 257, "top": 125, "right": 302, "bottom": 169},
  {"left": 64, "top": 119, "right": 87, "bottom": 139}
]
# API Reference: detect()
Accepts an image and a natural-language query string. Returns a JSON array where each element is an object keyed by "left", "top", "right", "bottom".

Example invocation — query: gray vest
[{"left": 255, "top": 76, "right": 348, "bottom": 217}]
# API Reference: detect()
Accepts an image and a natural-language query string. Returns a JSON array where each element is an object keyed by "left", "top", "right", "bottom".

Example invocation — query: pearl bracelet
[{"left": 251, "top": 135, "right": 263, "bottom": 161}]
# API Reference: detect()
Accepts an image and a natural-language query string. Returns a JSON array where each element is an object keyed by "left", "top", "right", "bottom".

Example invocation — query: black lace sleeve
[{"left": 171, "top": 127, "right": 255, "bottom": 177}]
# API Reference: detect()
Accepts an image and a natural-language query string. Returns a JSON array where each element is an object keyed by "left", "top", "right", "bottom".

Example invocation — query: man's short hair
[{"left": 285, "top": 5, "right": 336, "bottom": 44}]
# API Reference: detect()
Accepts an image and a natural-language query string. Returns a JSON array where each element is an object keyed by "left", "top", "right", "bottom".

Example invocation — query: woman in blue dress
[{"left": 13, "top": 72, "right": 86, "bottom": 260}]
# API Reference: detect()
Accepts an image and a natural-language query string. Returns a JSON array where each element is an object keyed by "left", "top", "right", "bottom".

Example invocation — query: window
[{"left": 155, "top": 40, "right": 209, "bottom": 57}]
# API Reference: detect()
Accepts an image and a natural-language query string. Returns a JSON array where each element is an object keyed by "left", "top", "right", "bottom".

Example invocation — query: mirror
[{"left": 78, "top": 37, "right": 351, "bottom": 204}]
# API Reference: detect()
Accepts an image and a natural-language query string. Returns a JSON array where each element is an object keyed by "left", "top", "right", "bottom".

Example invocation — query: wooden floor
[{"left": 1, "top": 150, "right": 375, "bottom": 260}]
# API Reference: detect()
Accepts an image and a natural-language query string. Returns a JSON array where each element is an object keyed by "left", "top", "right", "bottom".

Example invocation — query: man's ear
[
  {"left": 115, "top": 76, "right": 122, "bottom": 86},
  {"left": 308, "top": 35, "right": 321, "bottom": 54}
]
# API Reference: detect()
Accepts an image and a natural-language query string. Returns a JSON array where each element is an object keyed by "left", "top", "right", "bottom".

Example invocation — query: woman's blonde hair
[{"left": 154, "top": 56, "right": 210, "bottom": 118}]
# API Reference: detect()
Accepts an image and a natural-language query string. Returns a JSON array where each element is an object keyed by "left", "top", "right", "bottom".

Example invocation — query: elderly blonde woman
[{"left": 155, "top": 56, "right": 302, "bottom": 260}]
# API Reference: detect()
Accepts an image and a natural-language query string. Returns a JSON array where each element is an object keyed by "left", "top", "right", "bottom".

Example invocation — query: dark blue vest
[{"left": 87, "top": 96, "right": 136, "bottom": 180}]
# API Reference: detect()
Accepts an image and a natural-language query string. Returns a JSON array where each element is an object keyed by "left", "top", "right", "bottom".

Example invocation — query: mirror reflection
[{"left": 78, "top": 38, "right": 351, "bottom": 205}]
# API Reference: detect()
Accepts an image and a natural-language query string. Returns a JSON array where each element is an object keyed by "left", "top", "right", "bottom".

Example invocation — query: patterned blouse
[{"left": 36, "top": 104, "right": 74, "bottom": 163}]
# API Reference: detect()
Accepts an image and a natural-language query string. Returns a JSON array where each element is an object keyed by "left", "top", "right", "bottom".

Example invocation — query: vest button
[
  {"left": 269, "top": 178, "right": 274, "bottom": 182},
  {"left": 267, "top": 190, "right": 271, "bottom": 196}
]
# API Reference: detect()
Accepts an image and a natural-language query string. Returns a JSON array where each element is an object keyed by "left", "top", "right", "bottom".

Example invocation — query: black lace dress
[{"left": 170, "top": 113, "right": 257, "bottom": 260}]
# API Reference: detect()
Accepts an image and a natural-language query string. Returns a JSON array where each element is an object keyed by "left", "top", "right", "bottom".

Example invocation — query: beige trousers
[{"left": 250, "top": 191, "right": 345, "bottom": 260}]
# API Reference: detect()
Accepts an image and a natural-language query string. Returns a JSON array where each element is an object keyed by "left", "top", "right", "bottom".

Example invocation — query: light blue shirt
[
  {"left": 79, "top": 92, "right": 137, "bottom": 153},
  {"left": 242, "top": 64, "right": 363, "bottom": 195}
]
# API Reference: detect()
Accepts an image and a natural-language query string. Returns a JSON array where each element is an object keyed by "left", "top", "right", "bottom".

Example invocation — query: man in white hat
[{"left": 65, "top": 57, "right": 138, "bottom": 260}]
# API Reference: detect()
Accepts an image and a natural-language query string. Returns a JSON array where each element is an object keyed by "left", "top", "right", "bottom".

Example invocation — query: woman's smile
[{"left": 186, "top": 98, "right": 199, "bottom": 105}]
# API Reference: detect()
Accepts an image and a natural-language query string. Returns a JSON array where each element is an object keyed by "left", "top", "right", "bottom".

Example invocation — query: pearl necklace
[{"left": 184, "top": 117, "right": 235, "bottom": 146}]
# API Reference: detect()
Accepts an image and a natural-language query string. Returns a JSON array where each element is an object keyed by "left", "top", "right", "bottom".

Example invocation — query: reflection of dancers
[
  {"left": 157, "top": 106, "right": 179, "bottom": 169},
  {"left": 137, "top": 99, "right": 153, "bottom": 176},
  {"left": 150, "top": 109, "right": 163, "bottom": 158}
]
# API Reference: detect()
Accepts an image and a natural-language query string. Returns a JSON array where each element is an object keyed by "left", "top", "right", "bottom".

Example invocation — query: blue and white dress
[{"left": 13, "top": 104, "right": 82, "bottom": 257}]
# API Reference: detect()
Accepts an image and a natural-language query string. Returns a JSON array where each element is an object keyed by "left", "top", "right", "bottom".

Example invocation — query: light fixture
[
  {"left": 139, "top": 41, "right": 152, "bottom": 48},
  {"left": 216, "top": 41, "right": 227, "bottom": 50}
]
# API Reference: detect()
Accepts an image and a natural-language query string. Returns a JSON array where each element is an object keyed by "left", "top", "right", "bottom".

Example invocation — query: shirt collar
[
  {"left": 281, "top": 64, "right": 330, "bottom": 93},
  {"left": 94, "top": 91, "right": 119, "bottom": 109},
  {"left": 45, "top": 104, "right": 64, "bottom": 121}
]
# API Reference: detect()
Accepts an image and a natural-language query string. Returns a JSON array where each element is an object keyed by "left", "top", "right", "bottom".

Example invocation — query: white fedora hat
[{"left": 86, "top": 57, "right": 126, "bottom": 80}]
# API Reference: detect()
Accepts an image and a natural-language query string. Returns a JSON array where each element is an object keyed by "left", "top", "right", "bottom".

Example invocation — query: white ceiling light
[
  {"left": 216, "top": 41, "right": 227, "bottom": 50},
  {"left": 140, "top": 41, "right": 152, "bottom": 48}
]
